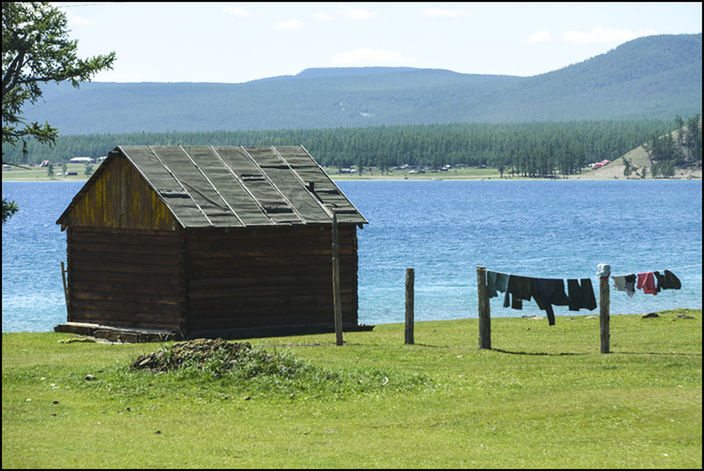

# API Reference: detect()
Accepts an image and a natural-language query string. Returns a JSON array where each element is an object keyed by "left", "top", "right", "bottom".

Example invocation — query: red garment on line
[{"left": 637, "top": 272, "right": 657, "bottom": 295}]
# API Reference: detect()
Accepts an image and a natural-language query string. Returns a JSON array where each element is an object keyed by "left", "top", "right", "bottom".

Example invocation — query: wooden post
[
  {"left": 332, "top": 212, "right": 343, "bottom": 346},
  {"left": 405, "top": 268, "right": 414, "bottom": 344},
  {"left": 60, "top": 261, "right": 69, "bottom": 318},
  {"left": 599, "top": 273, "right": 610, "bottom": 354},
  {"left": 477, "top": 266, "right": 491, "bottom": 349}
]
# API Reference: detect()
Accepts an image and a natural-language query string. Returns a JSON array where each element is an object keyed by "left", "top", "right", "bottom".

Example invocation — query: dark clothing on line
[
  {"left": 624, "top": 274, "right": 637, "bottom": 295},
  {"left": 531, "top": 278, "right": 571, "bottom": 326},
  {"left": 486, "top": 271, "right": 509, "bottom": 298},
  {"left": 567, "top": 278, "right": 597, "bottom": 311},
  {"left": 654, "top": 270, "right": 681, "bottom": 291},
  {"left": 504, "top": 275, "right": 533, "bottom": 310}
]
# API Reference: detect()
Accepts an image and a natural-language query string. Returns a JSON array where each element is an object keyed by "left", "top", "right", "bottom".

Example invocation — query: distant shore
[
  {"left": 3, "top": 175, "right": 701, "bottom": 183},
  {"left": 3, "top": 164, "right": 701, "bottom": 182}
]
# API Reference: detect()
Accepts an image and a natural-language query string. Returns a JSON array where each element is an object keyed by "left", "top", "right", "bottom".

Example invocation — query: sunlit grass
[{"left": 2, "top": 309, "right": 701, "bottom": 468}]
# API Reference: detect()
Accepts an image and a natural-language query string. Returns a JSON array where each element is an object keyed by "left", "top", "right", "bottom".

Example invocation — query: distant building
[
  {"left": 70, "top": 157, "right": 95, "bottom": 164},
  {"left": 592, "top": 159, "right": 611, "bottom": 169}
]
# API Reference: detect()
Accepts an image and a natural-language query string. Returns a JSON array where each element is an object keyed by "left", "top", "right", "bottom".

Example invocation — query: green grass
[
  {"left": 2, "top": 309, "right": 701, "bottom": 468},
  {"left": 2, "top": 163, "right": 95, "bottom": 181}
]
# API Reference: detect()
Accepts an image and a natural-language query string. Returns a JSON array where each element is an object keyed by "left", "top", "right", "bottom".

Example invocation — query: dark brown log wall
[
  {"left": 67, "top": 226, "right": 186, "bottom": 331},
  {"left": 185, "top": 225, "right": 358, "bottom": 332}
]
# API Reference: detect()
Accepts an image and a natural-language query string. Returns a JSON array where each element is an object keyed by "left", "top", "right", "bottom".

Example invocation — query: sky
[{"left": 53, "top": 2, "right": 702, "bottom": 84}]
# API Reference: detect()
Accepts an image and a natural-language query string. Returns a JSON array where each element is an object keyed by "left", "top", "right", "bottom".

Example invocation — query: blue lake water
[{"left": 2, "top": 179, "right": 702, "bottom": 332}]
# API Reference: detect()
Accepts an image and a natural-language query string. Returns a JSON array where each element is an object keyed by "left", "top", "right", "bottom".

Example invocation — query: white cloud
[
  {"left": 525, "top": 30, "right": 552, "bottom": 44},
  {"left": 333, "top": 48, "right": 406, "bottom": 66},
  {"left": 274, "top": 19, "right": 304, "bottom": 31},
  {"left": 63, "top": 9, "right": 93, "bottom": 25},
  {"left": 421, "top": 7, "right": 471, "bottom": 18},
  {"left": 561, "top": 26, "right": 658, "bottom": 44},
  {"left": 314, "top": 12, "right": 335, "bottom": 22},
  {"left": 337, "top": 5, "right": 376, "bottom": 20},
  {"left": 223, "top": 5, "right": 249, "bottom": 17}
]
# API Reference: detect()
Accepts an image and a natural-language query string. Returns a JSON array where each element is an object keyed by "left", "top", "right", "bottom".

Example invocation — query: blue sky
[{"left": 54, "top": 2, "right": 702, "bottom": 83}]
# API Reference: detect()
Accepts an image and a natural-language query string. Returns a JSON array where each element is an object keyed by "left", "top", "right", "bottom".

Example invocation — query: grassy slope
[
  {"left": 575, "top": 128, "right": 703, "bottom": 180},
  {"left": 2, "top": 309, "right": 701, "bottom": 468}
]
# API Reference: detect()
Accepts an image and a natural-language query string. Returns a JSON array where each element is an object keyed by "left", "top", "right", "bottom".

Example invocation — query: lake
[{"left": 2, "top": 179, "right": 702, "bottom": 332}]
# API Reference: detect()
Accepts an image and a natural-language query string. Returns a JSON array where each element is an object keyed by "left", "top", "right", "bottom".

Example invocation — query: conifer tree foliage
[
  {"left": 2, "top": 2, "right": 116, "bottom": 148},
  {"left": 646, "top": 114, "right": 702, "bottom": 177},
  {"left": 1, "top": 1, "right": 116, "bottom": 221}
]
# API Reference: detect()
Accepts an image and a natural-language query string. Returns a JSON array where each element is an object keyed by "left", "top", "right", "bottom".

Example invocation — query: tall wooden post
[
  {"left": 60, "top": 261, "right": 69, "bottom": 318},
  {"left": 599, "top": 269, "right": 611, "bottom": 354},
  {"left": 332, "top": 212, "right": 343, "bottom": 346},
  {"left": 477, "top": 266, "right": 491, "bottom": 349},
  {"left": 405, "top": 268, "right": 414, "bottom": 345}
]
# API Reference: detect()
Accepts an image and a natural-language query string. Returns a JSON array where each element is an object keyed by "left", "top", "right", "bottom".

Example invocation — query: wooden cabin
[{"left": 54, "top": 145, "right": 368, "bottom": 342}]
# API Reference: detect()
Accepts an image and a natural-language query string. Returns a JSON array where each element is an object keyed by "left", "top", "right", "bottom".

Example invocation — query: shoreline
[{"left": 4, "top": 175, "right": 702, "bottom": 183}]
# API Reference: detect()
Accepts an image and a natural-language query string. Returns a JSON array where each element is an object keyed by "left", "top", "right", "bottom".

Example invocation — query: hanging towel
[
  {"left": 486, "top": 271, "right": 509, "bottom": 298},
  {"left": 503, "top": 275, "right": 533, "bottom": 310},
  {"left": 567, "top": 278, "right": 597, "bottom": 311},
  {"left": 531, "top": 278, "right": 571, "bottom": 326},
  {"left": 612, "top": 276, "right": 629, "bottom": 296},
  {"left": 637, "top": 272, "right": 657, "bottom": 295},
  {"left": 654, "top": 270, "right": 681, "bottom": 291}
]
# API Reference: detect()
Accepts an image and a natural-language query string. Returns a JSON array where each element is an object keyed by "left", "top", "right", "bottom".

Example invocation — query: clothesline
[
  {"left": 484, "top": 263, "right": 701, "bottom": 281},
  {"left": 360, "top": 263, "right": 700, "bottom": 280},
  {"left": 610, "top": 263, "right": 702, "bottom": 278}
]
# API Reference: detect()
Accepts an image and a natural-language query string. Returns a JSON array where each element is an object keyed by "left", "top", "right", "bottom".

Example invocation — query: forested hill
[{"left": 19, "top": 33, "right": 702, "bottom": 135}]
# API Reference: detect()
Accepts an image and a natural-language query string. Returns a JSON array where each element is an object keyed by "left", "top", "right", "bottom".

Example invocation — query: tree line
[
  {"left": 3, "top": 118, "right": 698, "bottom": 177},
  {"left": 642, "top": 114, "right": 702, "bottom": 177}
]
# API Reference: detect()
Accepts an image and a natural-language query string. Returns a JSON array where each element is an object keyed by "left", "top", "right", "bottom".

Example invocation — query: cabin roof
[{"left": 57, "top": 145, "right": 367, "bottom": 228}]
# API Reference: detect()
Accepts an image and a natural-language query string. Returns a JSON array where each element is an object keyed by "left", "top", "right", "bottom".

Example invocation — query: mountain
[{"left": 19, "top": 33, "right": 702, "bottom": 135}]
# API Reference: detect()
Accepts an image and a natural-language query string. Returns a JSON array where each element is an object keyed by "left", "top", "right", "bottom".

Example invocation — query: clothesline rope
[
  {"left": 482, "top": 263, "right": 700, "bottom": 282},
  {"left": 610, "top": 263, "right": 702, "bottom": 278},
  {"left": 361, "top": 263, "right": 701, "bottom": 280}
]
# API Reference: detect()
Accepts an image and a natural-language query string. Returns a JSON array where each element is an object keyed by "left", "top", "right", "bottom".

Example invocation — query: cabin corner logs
[{"left": 55, "top": 145, "right": 367, "bottom": 342}]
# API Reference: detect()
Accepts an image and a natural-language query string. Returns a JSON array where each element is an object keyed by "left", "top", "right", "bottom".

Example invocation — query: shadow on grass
[
  {"left": 492, "top": 348, "right": 586, "bottom": 356},
  {"left": 613, "top": 351, "right": 702, "bottom": 357},
  {"left": 408, "top": 343, "right": 449, "bottom": 349},
  {"left": 493, "top": 349, "right": 701, "bottom": 357}
]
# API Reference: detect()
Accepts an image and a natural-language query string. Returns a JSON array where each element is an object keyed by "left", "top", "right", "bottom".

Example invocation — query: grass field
[
  {"left": 2, "top": 309, "right": 701, "bottom": 468},
  {"left": 2, "top": 163, "right": 96, "bottom": 182}
]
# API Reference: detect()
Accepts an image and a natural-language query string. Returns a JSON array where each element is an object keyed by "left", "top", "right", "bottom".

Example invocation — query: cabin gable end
[{"left": 57, "top": 153, "right": 179, "bottom": 231}]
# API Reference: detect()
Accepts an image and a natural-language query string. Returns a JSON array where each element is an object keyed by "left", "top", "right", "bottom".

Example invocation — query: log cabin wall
[
  {"left": 185, "top": 224, "right": 358, "bottom": 333},
  {"left": 66, "top": 226, "right": 186, "bottom": 331}
]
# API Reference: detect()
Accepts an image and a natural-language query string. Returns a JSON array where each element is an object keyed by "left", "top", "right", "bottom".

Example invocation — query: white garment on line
[{"left": 612, "top": 275, "right": 635, "bottom": 297}]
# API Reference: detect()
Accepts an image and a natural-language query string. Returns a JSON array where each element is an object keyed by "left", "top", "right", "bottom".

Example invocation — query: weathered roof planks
[{"left": 57, "top": 145, "right": 367, "bottom": 230}]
